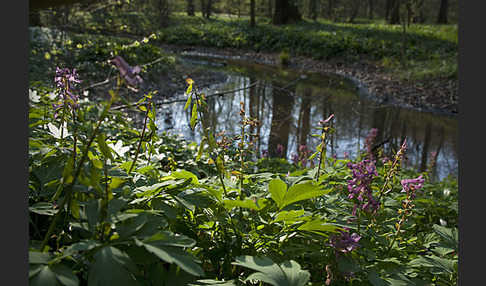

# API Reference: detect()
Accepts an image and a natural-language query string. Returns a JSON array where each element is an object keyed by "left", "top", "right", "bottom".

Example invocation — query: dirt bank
[{"left": 160, "top": 44, "right": 458, "bottom": 116}]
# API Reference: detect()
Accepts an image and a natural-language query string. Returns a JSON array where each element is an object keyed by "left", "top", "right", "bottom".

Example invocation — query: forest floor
[{"left": 161, "top": 44, "right": 458, "bottom": 115}]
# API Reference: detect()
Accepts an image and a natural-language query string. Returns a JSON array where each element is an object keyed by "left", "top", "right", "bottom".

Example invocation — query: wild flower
[
  {"left": 328, "top": 230, "right": 361, "bottom": 253},
  {"left": 400, "top": 175, "right": 425, "bottom": 199},
  {"left": 343, "top": 151, "right": 349, "bottom": 159},
  {"left": 29, "top": 89, "right": 40, "bottom": 103},
  {"left": 347, "top": 159, "right": 379, "bottom": 215},
  {"left": 52, "top": 67, "right": 82, "bottom": 116},
  {"left": 292, "top": 144, "right": 311, "bottom": 167},
  {"left": 110, "top": 56, "right": 143, "bottom": 87}
]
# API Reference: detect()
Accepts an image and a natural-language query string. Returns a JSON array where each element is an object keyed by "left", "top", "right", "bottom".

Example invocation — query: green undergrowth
[
  {"left": 29, "top": 27, "right": 175, "bottom": 86},
  {"left": 61, "top": 13, "right": 458, "bottom": 81},
  {"left": 28, "top": 63, "right": 458, "bottom": 285}
]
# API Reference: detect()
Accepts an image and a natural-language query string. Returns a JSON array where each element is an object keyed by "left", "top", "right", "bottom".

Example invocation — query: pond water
[{"left": 155, "top": 56, "right": 458, "bottom": 181}]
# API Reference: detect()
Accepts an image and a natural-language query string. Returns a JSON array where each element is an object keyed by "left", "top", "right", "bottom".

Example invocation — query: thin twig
[{"left": 111, "top": 81, "right": 260, "bottom": 111}]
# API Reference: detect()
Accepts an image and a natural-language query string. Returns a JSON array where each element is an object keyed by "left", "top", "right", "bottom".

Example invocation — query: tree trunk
[
  {"left": 205, "top": 0, "right": 212, "bottom": 19},
  {"left": 348, "top": 0, "right": 360, "bottom": 23},
  {"left": 385, "top": 0, "right": 392, "bottom": 21},
  {"left": 268, "top": 0, "right": 273, "bottom": 18},
  {"left": 437, "top": 0, "right": 448, "bottom": 24},
  {"left": 298, "top": 90, "right": 312, "bottom": 147},
  {"left": 200, "top": 0, "right": 207, "bottom": 18},
  {"left": 158, "top": 0, "right": 169, "bottom": 27},
  {"left": 187, "top": 0, "right": 195, "bottom": 16},
  {"left": 368, "top": 0, "right": 373, "bottom": 20},
  {"left": 268, "top": 84, "right": 294, "bottom": 157},
  {"left": 272, "top": 0, "right": 301, "bottom": 25},
  {"left": 29, "top": 10, "right": 42, "bottom": 27},
  {"left": 388, "top": 0, "right": 400, "bottom": 24},
  {"left": 250, "top": 0, "right": 256, "bottom": 26},
  {"left": 419, "top": 123, "right": 432, "bottom": 172},
  {"left": 308, "top": 0, "right": 317, "bottom": 20}
]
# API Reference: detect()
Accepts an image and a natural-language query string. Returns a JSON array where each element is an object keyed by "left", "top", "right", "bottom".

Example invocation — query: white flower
[
  {"left": 83, "top": 90, "right": 89, "bottom": 97},
  {"left": 47, "top": 122, "right": 70, "bottom": 139},
  {"left": 108, "top": 140, "right": 131, "bottom": 157},
  {"left": 48, "top": 92, "right": 58, "bottom": 100},
  {"left": 443, "top": 188, "right": 451, "bottom": 197},
  {"left": 440, "top": 219, "right": 447, "bottom": 226},
  {"left": 29, "top": 89, "right": 40, "bottom": 103}
]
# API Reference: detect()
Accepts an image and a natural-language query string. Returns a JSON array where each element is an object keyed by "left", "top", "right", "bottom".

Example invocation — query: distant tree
[
  {"left": 272, "top": 0, "right": 302, "bottom": 24},
  {"left": 200, "top": 0, "right": 212, "bottom": 18},
  {"left": 368, "top": 0, "right": 374, "bottom": 19},
  {"left": 158, "top": 0, "right": 169, "bottom": 27},
  {"left": 308, "top": 0, "right": 318, "bottom": 21},
  {"left": 250, "top": 0, "right": 256, "bottom": 26},
  {"left": 437, "top": 0, "right": 449, "bottom": 24},
  {"left": 187, "top": 0, "right": 195, "bottom": 16},
  {"left": 388, "top": 0, "right": 400, "bottom": 24},
  {"left": 348, "top": 0, "right": 360, "bottom": 23}
]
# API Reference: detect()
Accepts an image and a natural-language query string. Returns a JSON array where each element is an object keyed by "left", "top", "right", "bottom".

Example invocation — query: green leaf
[
  {"left": 171, "top": 170, "right": 199, "bottom": 185},
  {"left": 233, "top": 256, "right": 310, "bottom": 286},
  {"left": 188, "top": 279, "right": 236, "bottom": 286},
  {"left": 368, "top": 270, "right": 387, "bottom": 286},
  {"left": 297, "top": 219, "right": 341, "bottom": 235},
  {"left": 30, "top": 265, "right": 60, "bottom": 286},
  {"left": 190, "top": 102, "right": 198, "bottom": 130},
  {"left": 223, "top": 198, "right": 268, "bottom": 211},
  {"left": 196, "top": 137, "right": 206, "bottom": 162},
  {"left": 29, "top": 202, "right": 57, "bottom": 216},
  {"left": 97, "top": 134, "right": 114, "bottom": 161},
  {"left": 88, "top": 246, "right": 139, "bottom": 286},
  {"left": 268, "top": 178, "right": 287, "bottom": 209},
  {"left": 135, "top": 239, "right": 204, "bottom": 277},
  {"left": 186, "top": 84, "right": 193, "bottom": 96},
  {"left": 269, "top": 179, "right": 331, "bottom": 210},
  {"left": 184, "top": 94, "right": 192, "bottom": 111},
  {"left": 70, "top": 200, "right": 80, "bottom": 219},
  {"left": 273, "top": 209, "right": 307, "bottom": 224},
  {"left": 282, "top": 181, "right": 331, "bottom": 209},
  {"left": 29, "top": 251, "right": 53, "bottom": 264},
  {"left": 50, "top": 264, "right": 79, "bottom": 286}
]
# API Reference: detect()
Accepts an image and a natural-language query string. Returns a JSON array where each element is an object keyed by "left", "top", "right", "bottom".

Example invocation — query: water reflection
[{"left": 156, "top": 58, "right": 457, "bottom": 181}]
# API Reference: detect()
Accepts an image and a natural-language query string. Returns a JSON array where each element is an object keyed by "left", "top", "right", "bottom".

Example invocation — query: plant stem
[
  {"left": 40, "top": 93, "right": 115, "bottom": 252},
  {"left": 128, "top": 104, "right": 149, "bottom": 175},
  {"left": 316, "top": 129, "right": 326, "bottom": 181}
]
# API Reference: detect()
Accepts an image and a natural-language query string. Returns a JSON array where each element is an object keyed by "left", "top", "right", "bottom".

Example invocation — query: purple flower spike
[
  {"left": 276, "top": 144, "right": 284, "bottom": 156},
  {"left": 53, "top": 67, "right": 82, "bottom": 113},
  {"left": 347, "top": 159, "right": 379, "bottom": 214},
  {"left": 329, "top": 230, "right": 361, "bottom": 253},
  {"left": 401, "top": 175, "right": 425, "bottom": 199}
]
